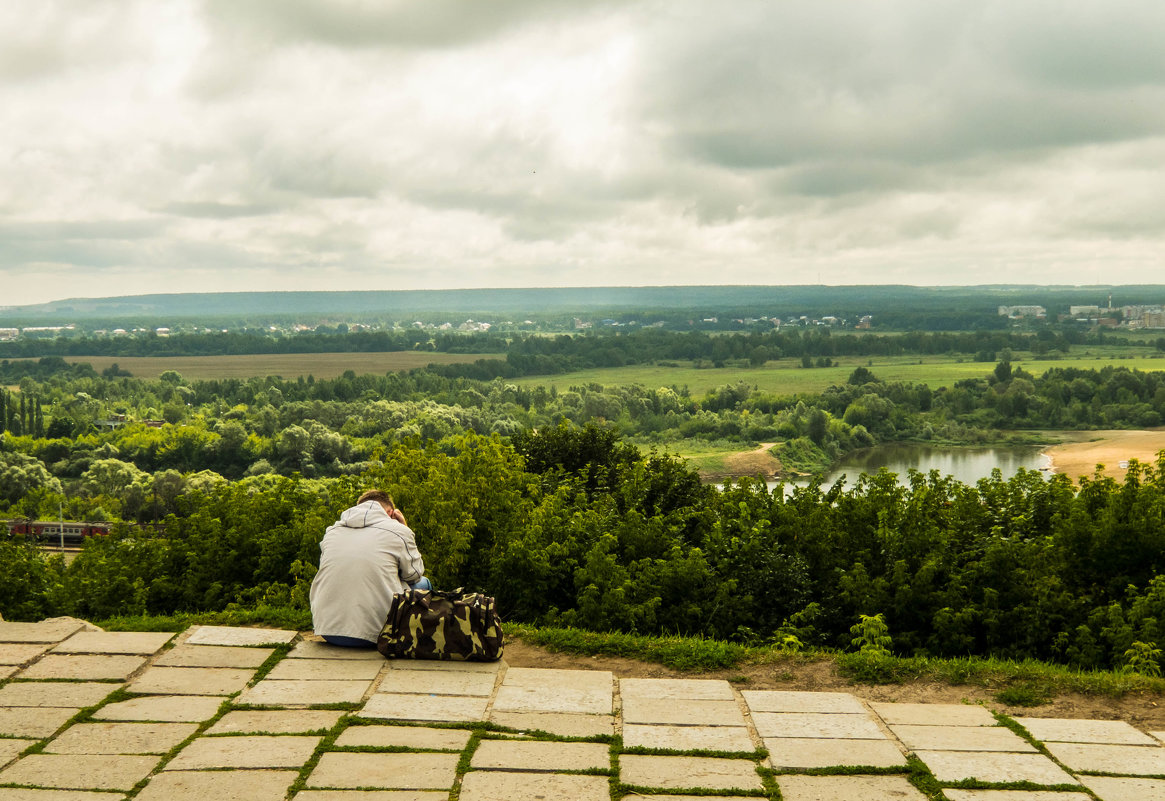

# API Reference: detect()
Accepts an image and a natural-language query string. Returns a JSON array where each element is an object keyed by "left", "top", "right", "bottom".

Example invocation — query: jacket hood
[{"left": 338, "top": 500, "right": 390, "bottom": 529}]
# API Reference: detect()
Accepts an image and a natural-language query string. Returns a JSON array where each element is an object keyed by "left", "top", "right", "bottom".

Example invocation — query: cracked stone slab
[
  {"left": 752, "top": 712, "right": 887, "bottom": 739},
  {"left": 458, "top": 771, "right": 610, "bottom": 801},
  {"left": 1044, "top": 741, "right": 1165, "bottom": 775},
  {"left": 135, "top": 768, "right": 299, "bottom": 801},
  {"left": 0, "top": 707, "right": 81, "bottom": 737},
  {"left": 871, "top": 702, "right": 996, "bottom": 727},
  {"left": 155, "top": 644, "right": 274, "bottom": 668},
  {"left": 890, "top": 724, "right": 1037, "bottom": 752},
  {"left": 0, "top": 791, "right": 134, "bottom": 800},
  {"left": 621, "top": 697, "right": 745, "bottom": 727},
  {"left": 166, "top": 734, "right": 321, "bottom": 769},
  {"left": 296, "top": 793, "right": 448, "bottom": 801},
  {"left": 207, "top": 709, "right": 343, "bottom": 734},
  {"left": 765, "top": 737, "right": 907, "bottom": 769},
  {"left": 52, "top": 631, "right": 174, "bottom": 655},
  {"left": 624, "top": 724, "right": 755, "bottom": 752},
  {"left": 0, "top": 681, "right": 118, "bottom": 708},
  {"left": 93, "top": 695, "right": 223, "bottom": 722},
  {"left": 237, "top": 679, "right": 371, "bottom": 706},
  {"left": 20, "top": 654, "right": 148, "bottom": 680},
  {"left": 128, "top": 666, "right": 256, "bottom": 695},
  {"left": 378, "top": 669, "right": 496, "bottom": 697},
  {"left": 488, "top": 711, "right": 613, "bottom": 737},
  {"left": 619, "top": 678, "right": 734, "bottom": 701},
  {"left": 0, "top": 643, "right": 52, "bottom": 665},
  {"left": 915, "top": 750, "right": 1078, "bottom": 785},
  {"left": 1078, "top": 776, "right": 1165, "bottom": 801},
  {"left": 492, "top": 684, "right": 611, "bottom": 715},
  {"left": 0, "top": 737, "right": 35, "bottom": 765},
  {"left": 387, "top": 658, "right": 502, "bottom": 673},
  {"left": 1015, "top": 717, "right": 1157, "bottom": 745},
  {"left": 307, "top": 752, "right": 460, "bottom": 790},
  {"left": 361, "top": 692, "right": 488, "bottom": 722},
  {"left": 0, "top": 753, "right": 159, "bottom": 790},
  {"left": 502, "top": 667, "right": 612, "bottom": 690},
  {"left": 620, "top": 754, "right": 763, "bottom": 792},
  {"left": 289, "top": 639, "right": 386, "bottom": 660},
  {"left": 44, "top": 722, "right": 198, "bottom": 754},
  {"left": 743, "top": 690, "right": 866, "bottom": 715},
  {"left": 183, "top": 625, "right": 297, "bottom": 646},
  {"left": 0, "top": 665, "right": 16, "bottom": 679},
  {"left": 471, "top": 740, "right": 609, "bottom": 771},
  {"left": 267, "top": 658, "right": 383, "bottom": 681},
  {"left": 334, "top": 725, "right": 472, "bottom": 750},
  {"left": 0, "top": 620, "right": 87, "bottom": 644},
  {"left": 776, "top": 774, "right": 927, "bottom": 800},
  {"left": 944, "top": 792, "right": 1092, "bottom": 800}
]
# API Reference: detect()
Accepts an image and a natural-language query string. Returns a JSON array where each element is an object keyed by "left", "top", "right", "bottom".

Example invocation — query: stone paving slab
[
  {"left": 92, "top": 695, "right": 223, "bottom": 722},
  {"left": 776, "top": 774, "right": 927, "bottom": 800},
  {"left": 621, "top": 697, "right": 745, "bottom": 726},
  {"left": 765, "top": 737, "right": 907, "bottom": 769},
  {"left": 165, "top": 734, "right": 321, "bottom": 769},
  {"left": 1078, "top": 775, "right": 1165, "bottom": 800},
  {"left": 154, "top": 644, "right": 274, "bottom": 668},
  {"left": 0, "top": 737, "right": 36, "bottom": 765},
  {"left": 295, "top": 793, "right": 449, "bottom": 801},
  {"left": 491, "top": 684, "right": 611, "bottom": 715},
  {"left": 890, "top": 723, "right": 1037, "bottom": 752},
  {"left": 619, "top": 678, "right": 735, "bottom": 700},
  {"left": 0, "top": 681, "right": 117, "bottom": 708},
  {"left": 134, "top": 768, "right": 298, "bottom": 801},
  {"left": 378, "top": 668, "right": 497, "bottom": 696},
  {"left": 207, "top": 709, "right": 344, "bottom": 734},
  {"left": 1, "top": 664, "right": 16, "bottom": 679},
  {"left": 20, "top": 654, "right": 147, "bottom": 680},
  {"left": 0, "top": 791, "right": 131, "bottom": 801},
  {"left": 871, "top": 702, "right": 996, "bottom": 727},
  {"left": 238, "top": 678, "right": 372, "bottom": 706},
  {"left": 307, "top": 752, "right": 460, "bottom": 790},
  {"left": 44, "top": 721, "right": 198, "bottom": 754},
  {"left": 914, "top": 750, "right": 1079, "bottom": 785},
  {"left": 624, "top": 724, "right": 755, "bottom": 752},
  {"left": 1044, "top": 741, "right": 1165, "bottom": 775},
  {"left": 361, "top": 692, "right": 488, "bottom": 722},
  {"left": 128, "top": 666, "right": 255, "bottom": 695},
  {"left": 0, "top": 620, "right": 86, "bottom": 643},
  {"left": 334, "top": 724, "right": 473, "bottom": 750},
  {"left": 0, "top": 753, "right": 159, "bottom": 791},
  {"left": 637, "top": 797, "right": 760, "bottom": 801},
  {"left": 742, "top": 690, "right": 866, "bottom": 714},
  {"left": 1015, "top": 716, "right": 1157, "bottom": 745},
  {"left": 752, "top": 711, "right": 887, "bottom": 739},
  {"left": 0, "top": 707, "right": 82, "bottom": 737},
  {"left": 471, "top": 739, "right": 609, "bottom": 771},
  {"left": 620, "top": 754, "right": 763, "bottom": 792},
  {"left": 488, "top": 710, "right": 613, "bottom": 737},
  {"left": 502, "top": 667, "right": 613, "bottom": 689},
  {"left": 51, "top": 631, "right": 174, "bottom": 655},
  {"left": 183, "top": 625, "right": 297, "bottom": 646},
  {"left": 289, "top": 638, "right": 385, "bottom": 659},
  {"left": 386, "top": 658, "right": 502, "bottom": 673},
  {"left": 267, "top": 658, "right": 383, "bottom": 681},
  {"left": 944, "top": 792, "right": 1092, "bottom": 800},
  {"left": 458, "top": 771, "right": 610, "bottom": 801},
  {"left": 0, "top": 643, "right": 52, "bottom": 664}
]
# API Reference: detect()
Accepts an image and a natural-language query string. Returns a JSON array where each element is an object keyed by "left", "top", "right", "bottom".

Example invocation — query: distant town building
[
  {"left": 0, "top": 328, "right": 18, "bottom": 341},
  {"left": 856, "top": 315, "right": 872, "bottom": 330},
  {"left": 1069, "top": 305, "right": 1101, "bottom": 317},
  {"left": 997, "top": 305, "right": 1046, "bottom": 319}
]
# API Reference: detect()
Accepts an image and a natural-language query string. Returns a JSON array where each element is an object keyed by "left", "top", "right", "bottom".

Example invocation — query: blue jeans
[{"left": 322, "top": 577, "right": 433, "bottom": 649}]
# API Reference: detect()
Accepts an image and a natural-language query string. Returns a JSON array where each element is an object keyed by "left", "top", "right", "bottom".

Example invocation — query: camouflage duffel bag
[{"left": 377, "top": 588, "right": 504, "bottom": 662}]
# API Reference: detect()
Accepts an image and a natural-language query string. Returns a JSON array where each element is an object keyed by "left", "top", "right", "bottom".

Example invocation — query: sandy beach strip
[{"left": 1043, "top": 428, "right": 1165, "bottom": 481}]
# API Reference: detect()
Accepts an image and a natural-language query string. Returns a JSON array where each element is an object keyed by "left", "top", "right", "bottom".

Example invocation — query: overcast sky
[{"left": 3, "top": 0, "right": 1164, "bottom": 306}]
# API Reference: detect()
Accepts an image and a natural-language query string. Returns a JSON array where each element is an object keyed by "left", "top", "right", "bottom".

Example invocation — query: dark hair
[{"left": 357, "top": 490, "right": 394, "bottom": 507}]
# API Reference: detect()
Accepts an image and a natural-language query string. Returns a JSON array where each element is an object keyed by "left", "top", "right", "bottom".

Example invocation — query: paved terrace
[{"left": 1, "top": 620, "right": 1164, "bottom": 800}]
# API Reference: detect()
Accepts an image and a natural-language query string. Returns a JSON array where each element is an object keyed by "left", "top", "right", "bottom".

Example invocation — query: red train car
[{"left": 3, "top": 519, "right": 111, "bottom": 545}]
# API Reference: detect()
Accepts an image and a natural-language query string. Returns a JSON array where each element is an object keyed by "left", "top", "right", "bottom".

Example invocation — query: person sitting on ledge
[{"left": 309, "top": 489, "right": 431, "bottom": 648}]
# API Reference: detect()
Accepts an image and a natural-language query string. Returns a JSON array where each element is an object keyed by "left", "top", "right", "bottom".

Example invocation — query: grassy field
[
  {"left": 513, "top": 352, "right": 1165, "bottom": 396},
  {"left": 36, "top": 352, "right": 502, "bottom": 381}
]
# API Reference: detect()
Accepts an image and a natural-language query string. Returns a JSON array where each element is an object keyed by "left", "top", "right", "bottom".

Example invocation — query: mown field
[
  {"left": 27, "top": 352, "right": 502, "bottom": 381},
  {"left": 514, "top": 352, "right": 1165, "bottom": 395}
]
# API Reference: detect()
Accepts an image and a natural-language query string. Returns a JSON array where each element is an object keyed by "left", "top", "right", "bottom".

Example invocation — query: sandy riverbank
[{"left": 1044, "top": 428, "right": 1165, "bottom": 481}]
